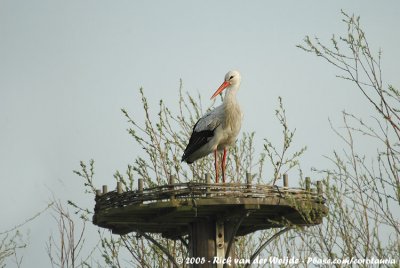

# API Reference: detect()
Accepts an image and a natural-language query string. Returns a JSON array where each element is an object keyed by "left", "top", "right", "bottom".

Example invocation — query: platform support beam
[
  {"left": 189, "top": 219, "right": 236, "bottom": 268},
  {"left": 215, "top": 221, "right": 225, "bottom": 268}
]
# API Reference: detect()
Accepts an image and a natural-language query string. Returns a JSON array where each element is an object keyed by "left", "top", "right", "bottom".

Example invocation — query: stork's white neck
[
  {"left": 223, "top": 84, "right": 240, "bottom": 107},
  {"left": 221, "top": 83, "right": 242, "bottom": 131}
]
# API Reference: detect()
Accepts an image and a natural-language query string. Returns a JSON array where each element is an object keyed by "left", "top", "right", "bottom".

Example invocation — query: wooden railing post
[
  {"left": 138, "top": 178, "right": 143, "bottom": 204},
  {"left": 169, "top": 175, "right": 176, "bottom": 201},
  {"left": 206, "top": 173, "right": 211, "bottom": 197},
  {"left": 305, "top": 177, "right": 311, "bottom": 191},
  {"left": 102, "top": 185, "right": 108, "bottom": 194},
  {"left": 317, "top": 181, "right": 323, "bottom": 195},
  {"left": 246, "top": 172, "right": 252, "bottom": 189},
  {"left": 283, "top": 174, "right": 288, "bottom": 187},
  {"left": 117, "top": 181, "right": 123, "bottom": 194}
]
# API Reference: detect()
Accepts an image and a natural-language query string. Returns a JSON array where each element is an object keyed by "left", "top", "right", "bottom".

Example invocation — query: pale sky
[{"left": 1, "top": 1, "right": 399, "bottom": 266}]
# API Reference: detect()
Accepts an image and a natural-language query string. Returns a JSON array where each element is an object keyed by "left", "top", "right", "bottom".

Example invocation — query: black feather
[{"left": 181, "top": 121, "right": 216, "bottom": 163}]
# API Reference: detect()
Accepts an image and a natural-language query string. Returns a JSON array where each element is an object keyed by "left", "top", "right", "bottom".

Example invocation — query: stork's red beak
[{"left": 210, "top": 81, "right": 230, "bottom": 100}]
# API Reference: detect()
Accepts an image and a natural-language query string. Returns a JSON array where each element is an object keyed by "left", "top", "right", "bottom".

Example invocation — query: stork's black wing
[{"left": 181, "top": 120, "right": 216, "bottom": 163}]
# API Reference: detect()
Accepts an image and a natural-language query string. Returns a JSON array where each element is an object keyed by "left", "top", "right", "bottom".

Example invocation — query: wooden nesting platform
[{"left": 93, "top": 179, "right": 328, "bottom": 239}]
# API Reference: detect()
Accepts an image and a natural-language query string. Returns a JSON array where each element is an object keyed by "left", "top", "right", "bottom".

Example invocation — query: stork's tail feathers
[{"left": 181, "top": 153, "right": 193, "bottom": 164}]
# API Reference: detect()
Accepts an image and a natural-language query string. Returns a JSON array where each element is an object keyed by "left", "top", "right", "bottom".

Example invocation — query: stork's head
[{"left": 211, "top": 70, "right": 241, "bottom": 100}]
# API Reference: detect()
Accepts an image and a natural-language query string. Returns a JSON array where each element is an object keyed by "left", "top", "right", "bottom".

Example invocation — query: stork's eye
[{"left": 229, "top": 75, "right": 234, "bottom": 80}]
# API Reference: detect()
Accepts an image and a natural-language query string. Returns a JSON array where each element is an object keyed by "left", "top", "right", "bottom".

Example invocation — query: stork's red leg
[
  {"left": 214, "top": 150, "right": 219, "bottom": 183},
  {"left": 222, "top": 148, "right": 227, "bottom": 183}
]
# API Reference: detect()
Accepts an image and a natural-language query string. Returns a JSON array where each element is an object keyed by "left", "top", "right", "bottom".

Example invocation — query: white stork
[{"left": 181, "top": 70, "right": 243, "bottom": 183}]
